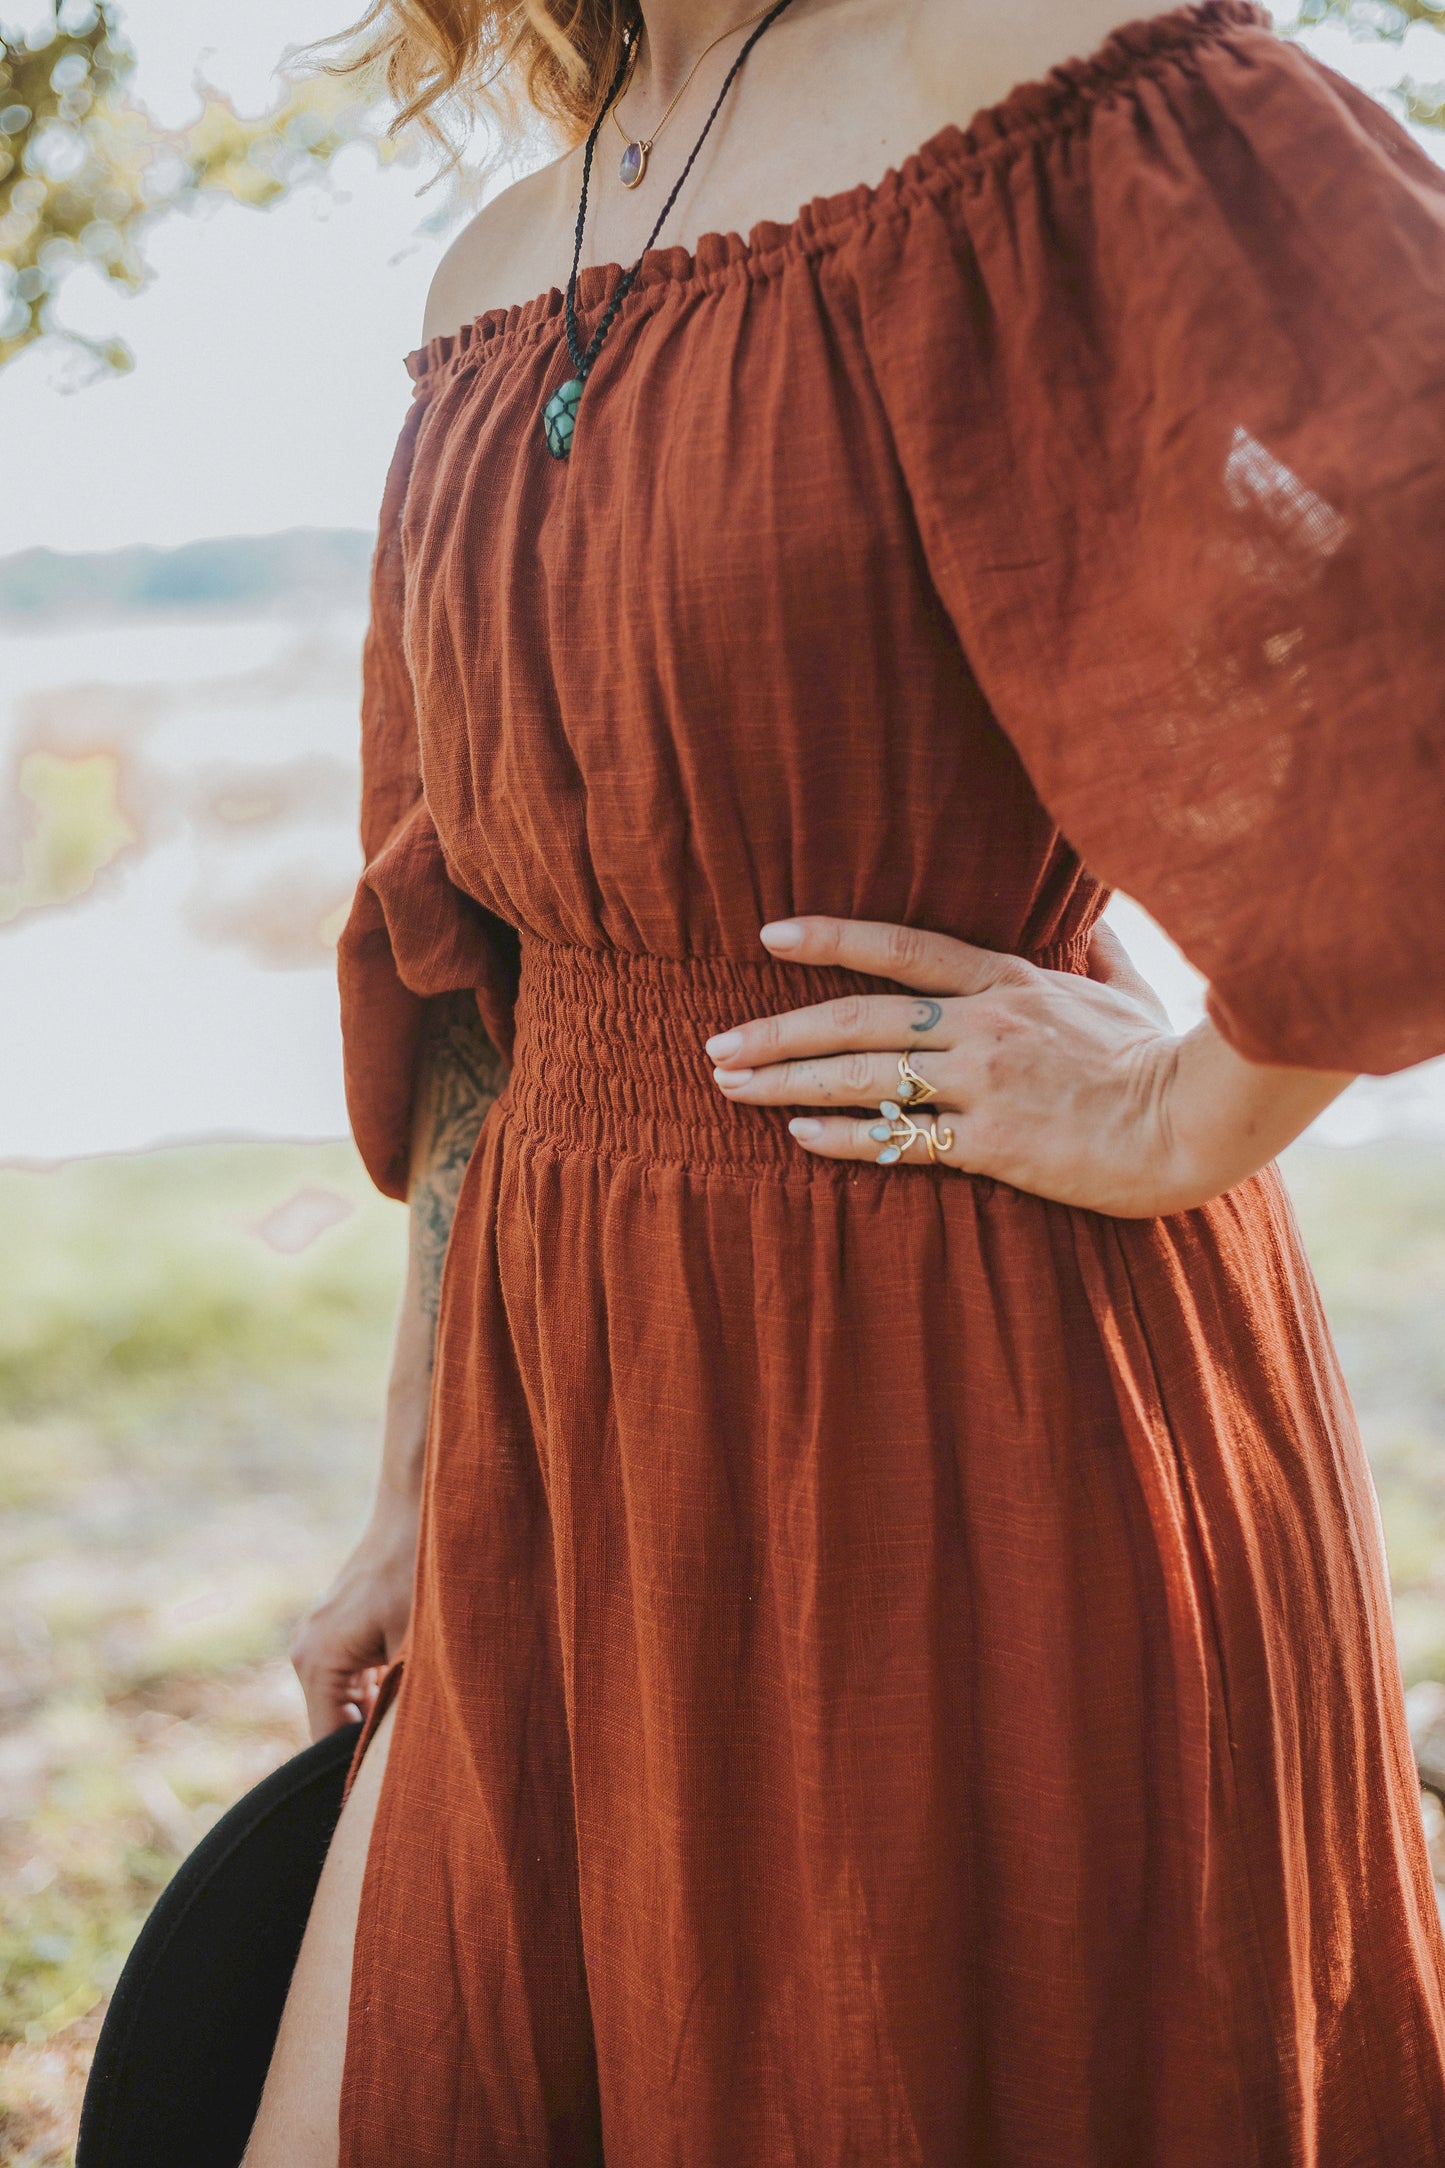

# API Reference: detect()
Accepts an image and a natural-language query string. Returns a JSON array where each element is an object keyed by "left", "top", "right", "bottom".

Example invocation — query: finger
[
  {"left": 293, "top": 1628, "right": 373, "bottom": 1739},
  {"left": 759, "top": 915, "right": 1027, "bottom": 996},
  {"left": 714, "top": 1046, "right": 951, "bottom": 1108},
  {"left": 705, "top": 991, "right": 952, "bottom": 1072},
  {"left": 1085, "top": 923, "right": 1171, "bottom": 1027},
  {"left": 301, "top": 1666, "right": 357, "bottom": 1740},
  {"left": 786, "top": 1112, "right": 966, "bottom": 1168}
]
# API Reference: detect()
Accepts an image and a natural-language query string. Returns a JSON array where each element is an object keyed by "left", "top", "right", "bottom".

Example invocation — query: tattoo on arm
[
  {"left": 409, "top": 993, "right": 507, "bottom": 1338},
  {"left": 910, "top": 1000, "right": 943, "bottom": 1034}
]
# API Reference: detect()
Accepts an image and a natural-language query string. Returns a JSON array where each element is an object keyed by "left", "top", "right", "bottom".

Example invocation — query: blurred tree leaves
[
  {"left": 2, "top": 1, "right": 1444, "bottom": 384},
  {"left": 0, "top": 2, "right": 391, "bottom": 379},
  {"left": 1291, "top": 0, "right": 1445, "bottom": 125},
  {"left": 0, "top": 750, "right": 135, "bottom": 926}
]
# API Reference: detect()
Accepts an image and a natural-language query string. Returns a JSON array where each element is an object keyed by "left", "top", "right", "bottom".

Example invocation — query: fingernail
[
  {"left": 761, "top": 920, "right": 803, "bottom": 951},
  {"left": 789, "top": 1118, "right": 822, "bottom": 1141},
  {"left": 705, "top": 1030, "right": 742, "bottom": 1058},
  {"left": 713, "top": 1066, "right": 753, "bottom": 1087}
]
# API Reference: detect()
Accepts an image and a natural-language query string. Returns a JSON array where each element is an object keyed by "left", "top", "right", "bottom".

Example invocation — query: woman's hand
[
  {"left": 705, "top": 916, "right": 1351, "bottom": 1217},
  {"left": 289, "top": 1489, "right": 418, "bottom": 1739}
]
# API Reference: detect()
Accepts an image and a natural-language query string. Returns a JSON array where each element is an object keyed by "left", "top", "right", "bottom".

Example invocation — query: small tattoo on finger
[{"left": 910, "top": 1000, "right": 943, "bottom": 1034}]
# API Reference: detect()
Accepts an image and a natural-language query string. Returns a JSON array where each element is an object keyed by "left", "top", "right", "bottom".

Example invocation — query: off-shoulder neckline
[{"left": 405, "top": 0, "right": 1270, "bottom": 383}]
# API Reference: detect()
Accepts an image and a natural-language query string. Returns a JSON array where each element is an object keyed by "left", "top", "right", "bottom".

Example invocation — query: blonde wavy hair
[{"left": 322, "top": 0, "right": 637, "bottom": 161}]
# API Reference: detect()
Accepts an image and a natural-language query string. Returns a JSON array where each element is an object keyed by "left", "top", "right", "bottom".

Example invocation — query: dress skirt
[{"left": 340, "top": 942, "right": 1445, "bottom": 2163}]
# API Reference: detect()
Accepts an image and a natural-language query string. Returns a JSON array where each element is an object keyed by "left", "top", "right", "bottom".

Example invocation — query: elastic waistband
[{"left": 503, "top": 934, "right": 1092, "bottom": 1178}]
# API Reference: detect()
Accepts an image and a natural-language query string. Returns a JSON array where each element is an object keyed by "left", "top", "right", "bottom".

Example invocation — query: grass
[
  {"left": 1281, "top": 1141, "right": 1445, "bottom": 1683},
  {"left": 0, "top": 1135, "right": 1442, "bottom": 2164},
  {"left": 0, "top": 1140, "right": 404, "bottom": 2164}
]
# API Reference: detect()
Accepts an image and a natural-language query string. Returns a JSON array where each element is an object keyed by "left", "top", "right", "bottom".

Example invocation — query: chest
[
  {"left": 401, "top": 263, "right": 963, "bottom": 746},
  {"left": 390, "top": 263, "right": 1080, "bottom": 951}
]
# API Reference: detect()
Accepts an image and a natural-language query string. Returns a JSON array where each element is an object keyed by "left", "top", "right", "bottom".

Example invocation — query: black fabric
[{"left": 77, "top": 1721, "right": 360, "bottom": 2168}]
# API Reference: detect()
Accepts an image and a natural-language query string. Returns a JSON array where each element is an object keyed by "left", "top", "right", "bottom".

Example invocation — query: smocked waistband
[{"left": 502, "top": 934, "right": 1092, "bottom": 1178}]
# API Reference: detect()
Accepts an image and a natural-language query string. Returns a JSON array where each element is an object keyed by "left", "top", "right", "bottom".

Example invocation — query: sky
[{"left": 4, "top": 0, "right": 473, "bottom": 553}]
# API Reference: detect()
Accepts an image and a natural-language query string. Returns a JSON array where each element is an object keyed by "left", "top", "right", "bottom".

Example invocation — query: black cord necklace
[{"left": 541, "top": 0, "right": 798, "bottom": 459}]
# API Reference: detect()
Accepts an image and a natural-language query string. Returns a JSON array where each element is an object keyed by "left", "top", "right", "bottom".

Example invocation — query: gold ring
[
  {"left": 868, "top": 1105, "right": 937, "bottom": 1166},
  {"left": 868, "top": 1107, "right": 956, "bottom": 1168},
  {"left": 895, "top": 1053, "right": 939, "bottom": 1107}
]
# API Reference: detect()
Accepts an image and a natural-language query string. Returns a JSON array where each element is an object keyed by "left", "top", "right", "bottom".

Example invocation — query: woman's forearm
[
  {"left": 292, "top": 993, "right": 506, "bottom": 1732},
  {"left": 1161, "top": 1019, "right": 1353, "bottom": 1208},
  {"left": 409, "top": 994, "right": 508, "bottom": 1330},
  {"left": 375, "top": 992, "right": 507, "bottom": 1513}
]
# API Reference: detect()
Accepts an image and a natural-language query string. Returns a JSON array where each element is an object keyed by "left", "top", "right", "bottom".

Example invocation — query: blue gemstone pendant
[{"left": 542, "top": 377, "right": 584, "bottom": 459}]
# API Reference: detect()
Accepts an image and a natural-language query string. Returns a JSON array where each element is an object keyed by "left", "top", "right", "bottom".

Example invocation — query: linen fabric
[{"left": 336, "top": 6, "right": 1445, "bottom": 2160}]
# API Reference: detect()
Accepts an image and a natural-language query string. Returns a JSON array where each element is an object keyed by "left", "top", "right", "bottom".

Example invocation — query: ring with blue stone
[
  {"left": 869, "top": 1101, "right": 955, "bottom": 1168},
  {"left": 895, "top": 1052, "right": 939, "bottom": 1106}
]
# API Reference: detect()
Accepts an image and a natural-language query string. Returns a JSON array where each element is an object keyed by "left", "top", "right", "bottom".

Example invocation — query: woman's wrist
[
  {"left": 374, "top": 1231, "right": 441, "bottom": 1515},
  {"left": 361, "top": 1478, "right": 421, "bottom": 1561},
  {"left": 1160, "top": 1019, "right": 1353, "bottom": 1207}
]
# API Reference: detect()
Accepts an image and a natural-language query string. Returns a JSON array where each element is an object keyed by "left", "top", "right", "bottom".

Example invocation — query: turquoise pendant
[{"left": 542, "top": 376, "right": 584, "bottom": 459}]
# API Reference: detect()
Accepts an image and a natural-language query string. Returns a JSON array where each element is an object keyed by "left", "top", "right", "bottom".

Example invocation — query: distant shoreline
[{"left": 0, "top": 530, "right": 373, "bottom": 629}]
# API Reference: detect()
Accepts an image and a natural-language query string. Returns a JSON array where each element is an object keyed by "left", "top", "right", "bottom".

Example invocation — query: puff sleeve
[
  {"left": 862, "top": 1, "right": 1445, "bottom": 1071},
  {"left": 337, "top": 393, "right": 519, "bottom": 1199}
]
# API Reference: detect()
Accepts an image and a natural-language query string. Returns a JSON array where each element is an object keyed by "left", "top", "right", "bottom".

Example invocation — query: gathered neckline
[{"left": 405, "top": 0, "right": 1269, "bottom": 383}]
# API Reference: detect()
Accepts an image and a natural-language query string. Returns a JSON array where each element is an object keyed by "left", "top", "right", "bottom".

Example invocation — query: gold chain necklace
[{"left": 610, "top": 2, "right": 777, "bottom": 188}]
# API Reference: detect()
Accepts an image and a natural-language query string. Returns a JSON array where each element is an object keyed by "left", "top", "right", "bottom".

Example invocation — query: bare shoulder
[
  {"left": 421, "top": 146, "right": 579, "bottom": 346},
  {"left": 412, "top": 0, "right": 1228, "bottom": 348},
  {"left": 909, "top": 0, "right": 1215, "bottom": 125}
]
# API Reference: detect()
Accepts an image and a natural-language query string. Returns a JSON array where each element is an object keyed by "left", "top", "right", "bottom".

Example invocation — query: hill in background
[{"left": 0, "top": 530, "right": 373, "bottom": 626}]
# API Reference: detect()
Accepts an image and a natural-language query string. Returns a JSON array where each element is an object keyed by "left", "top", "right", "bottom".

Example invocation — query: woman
[{"left": 244, "top": 0, "right": 1445, "bottom": 2159}]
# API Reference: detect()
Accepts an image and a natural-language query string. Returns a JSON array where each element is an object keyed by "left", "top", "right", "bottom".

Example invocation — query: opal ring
[
  {"left": 868, "top": 1103, "right": 955, "bottom": 1167},
  {"left": 870, "top": 1054, "right": 953, "bottom": 1166},
  {"left": 895, "top": 1053, "right": 938, "bottom": 1107}
]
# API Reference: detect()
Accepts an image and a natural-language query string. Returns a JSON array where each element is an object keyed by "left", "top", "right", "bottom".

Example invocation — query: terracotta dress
[{"left": 335, "top": 6, "right": 1445, "bottom": 2160}]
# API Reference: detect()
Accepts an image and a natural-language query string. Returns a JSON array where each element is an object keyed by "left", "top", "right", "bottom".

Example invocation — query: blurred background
[{"left": 2, "top": 1, "right": 1445, "bottom": 2159}]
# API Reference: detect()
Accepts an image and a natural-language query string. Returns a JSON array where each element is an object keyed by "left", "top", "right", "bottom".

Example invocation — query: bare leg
[{"left": 241, "top": 1699, "right": 397, "bottom": 2168}]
